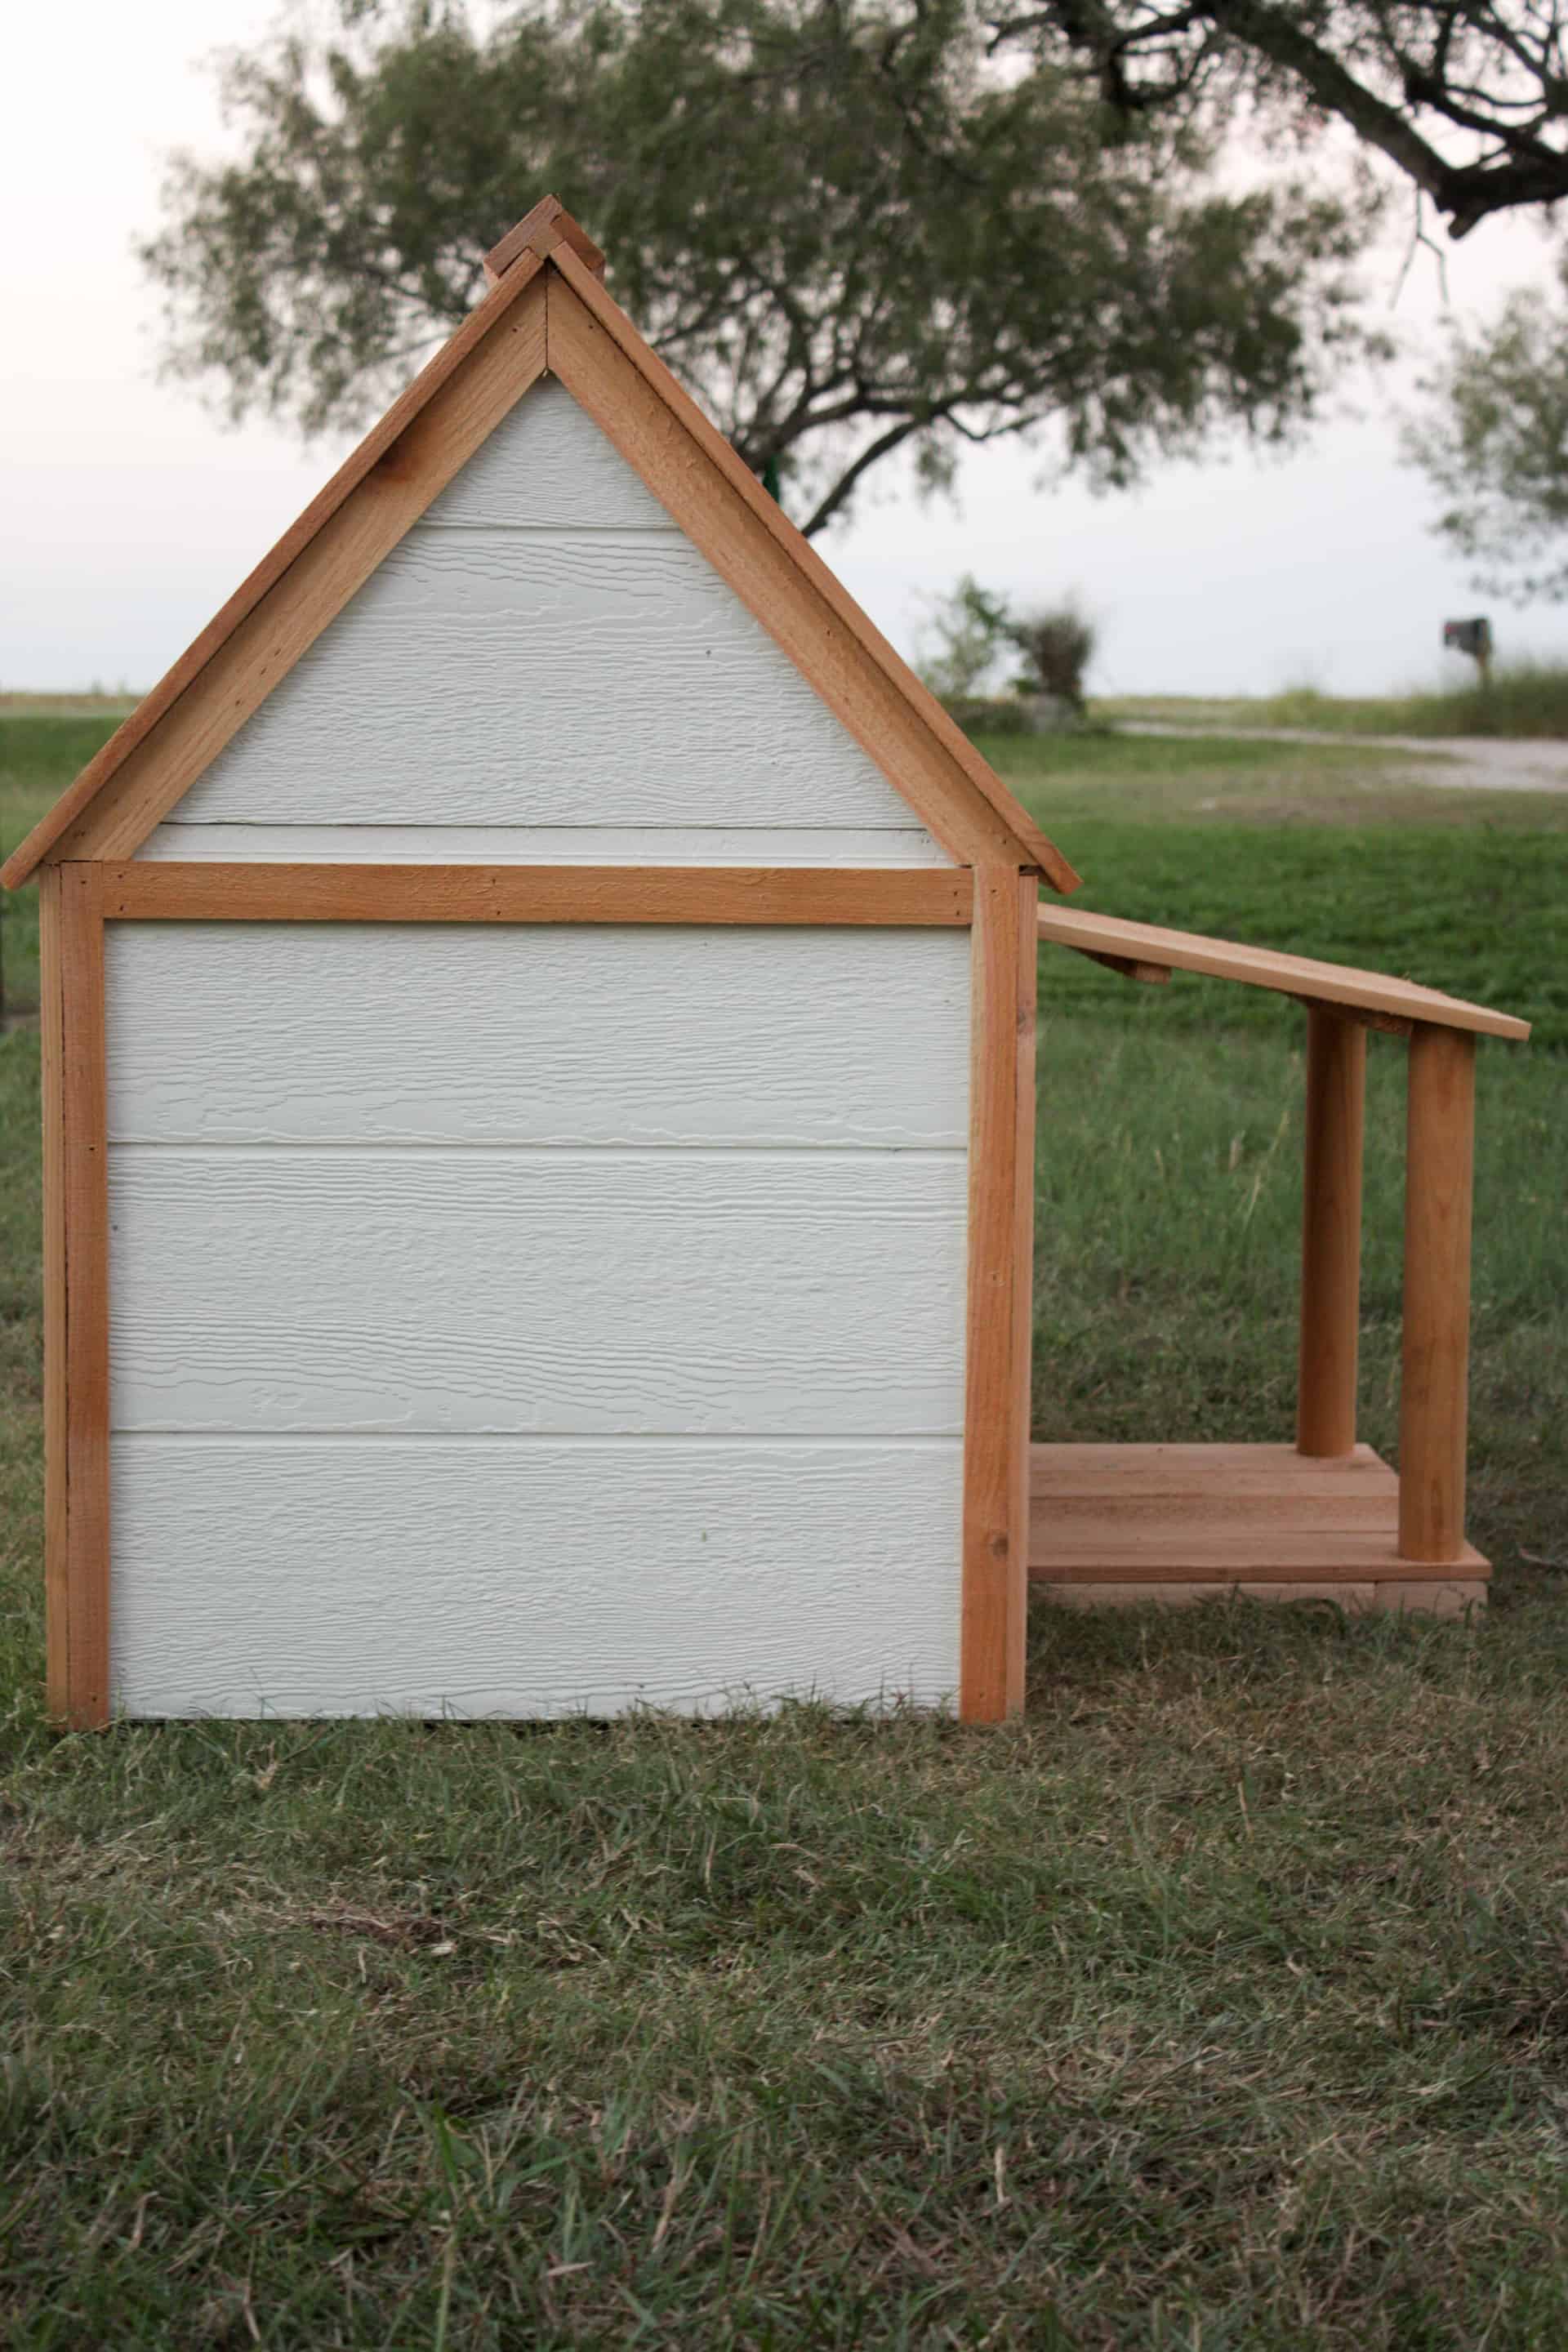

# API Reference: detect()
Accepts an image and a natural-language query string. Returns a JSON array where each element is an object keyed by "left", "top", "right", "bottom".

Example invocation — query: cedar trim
[
  {"left": 547, "top": 247, "right": 1080, "bottom": 897},
  {"left": 960, "top": 867, "right": 1034, "bottom": 1722},
  {"left": 38, "top": 871, "right": 69, "bottom": 1722},
  {"left": 545, "top": 268, "right": 1077, "bottom": 884},
  {"left": 1, "top": 262, "right": 549, "bottom": 886},
  {"left": 97, "top": 863, "right": 974, "bottom": 927},
  {"left": 7, "top": 200, "right": 1080, "bottom": 895},
  {"left": 56, "top": 866, "right": 110, "bottom": 1730},
  {"left": 484, "top": 193, "right": 604, "bottom": 285},
  {"left": 1010, "top": 872, "right": 1040, "bottom": 1710}
]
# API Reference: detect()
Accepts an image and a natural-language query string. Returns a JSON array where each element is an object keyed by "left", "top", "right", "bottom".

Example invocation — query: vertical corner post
[
  {"left": 1296, "top": 1005, "right": 1366, "bottom": 1457},
  {"left": 960, "top": 868, "right": 1036, "bottom": 1723},
  {"left": 53, "top": 863, "right": 111, "bottom": 1727},
  {"left": 1398, "top": 1022, "right": 1477, "bottom": 1563}
]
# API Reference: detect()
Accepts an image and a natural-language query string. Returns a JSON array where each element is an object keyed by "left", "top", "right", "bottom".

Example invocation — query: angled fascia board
[{"left": 4, "top": 199, "right": 1079, "bottom": 892}]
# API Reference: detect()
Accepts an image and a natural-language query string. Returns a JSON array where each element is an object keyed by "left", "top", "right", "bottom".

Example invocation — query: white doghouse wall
[{"left": 110, "top": 381, "right": 972, "bottom": 1717}]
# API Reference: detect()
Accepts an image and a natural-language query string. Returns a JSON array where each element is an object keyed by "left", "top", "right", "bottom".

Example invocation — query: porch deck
[{"left": 1030, "top": 1442, "right": 1489, "bottom": 1616}]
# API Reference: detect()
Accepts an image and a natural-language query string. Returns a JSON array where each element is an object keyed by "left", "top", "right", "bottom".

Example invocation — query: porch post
[
  {"left": 1297, "top": 1005, "right": 1366, "bottom": 1458},
  {"left": 1398, "top": 1022, "right": 1477, "bottom": 1562}
]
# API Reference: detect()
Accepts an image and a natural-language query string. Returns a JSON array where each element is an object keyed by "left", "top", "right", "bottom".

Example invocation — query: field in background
[
  {"left": 2, "top": 715, "right": 1566, "bottom": 2345},
  {"left": 1099, "top": 661, "right": 1568, "bottom": 740}
]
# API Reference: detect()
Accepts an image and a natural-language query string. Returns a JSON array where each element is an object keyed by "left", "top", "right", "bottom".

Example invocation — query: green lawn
[{"left": 2, "top": 718, "right": 1567, "bottom": 2346}]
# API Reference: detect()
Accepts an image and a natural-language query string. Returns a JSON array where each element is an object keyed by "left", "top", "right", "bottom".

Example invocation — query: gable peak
[{"left": 484, "top": 196, "right": 605, "bottom": 288}]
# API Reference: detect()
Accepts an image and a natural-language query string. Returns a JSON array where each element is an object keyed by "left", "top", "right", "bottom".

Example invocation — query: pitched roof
[{"left": 3, "top": 196, "right": 1078, "bottom": 892}]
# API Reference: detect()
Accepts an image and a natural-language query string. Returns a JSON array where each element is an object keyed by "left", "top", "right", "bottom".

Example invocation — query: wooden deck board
[{"left": 1030, "top": 1442, "right": 1489, "bottom": 1592}]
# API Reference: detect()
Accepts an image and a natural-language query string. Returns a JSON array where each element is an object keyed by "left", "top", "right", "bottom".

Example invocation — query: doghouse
[{"left": 5, "top": 198, "right": 1528, "bottom": 1730}]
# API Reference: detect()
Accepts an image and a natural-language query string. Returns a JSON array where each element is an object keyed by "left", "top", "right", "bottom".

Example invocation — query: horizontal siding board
[
  {"left": 135, "top": 822, "right": 952, "bottom": 867},
  {"left": 107, "top": 1148, "right": 969, "bottom": 1434},
  {"left": 105, "top": 924, "right": 971, "bottom": 1145},
  {"left": 176, "top": 528, "right": 929, "bottom": 832},
  {"left": 109, "top": 1437, "right": 963, "bottom": 1718},
  {"left": 419, "top": 376, "right": 681, "bottom": 532}
]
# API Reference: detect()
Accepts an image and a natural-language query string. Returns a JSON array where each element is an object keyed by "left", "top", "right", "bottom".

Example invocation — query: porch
[{"left": 1027, "top": 904, "right": 1530, "bottom": 1614}]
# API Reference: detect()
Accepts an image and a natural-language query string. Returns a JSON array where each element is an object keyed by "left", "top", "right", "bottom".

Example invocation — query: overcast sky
[{"left": 3, "top": 0, "right": 1564, "bottom": 699}]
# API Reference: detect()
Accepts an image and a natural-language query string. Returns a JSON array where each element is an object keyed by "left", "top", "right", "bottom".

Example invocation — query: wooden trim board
[
  {"left": 546, "top": 249, "right": 1078, "bottom": 894},
  {"left": 1040, "top": 1580, "right": 1487, "bottom": 1618},
  {"left": 1038, "top": 903, "right": 1529, "bottom": 1040},
  {"left": 6, "top": 205, "right": 1076, "bottom": 894},
  {"left": 2, "top": 259, "right": 550, "bottom": 886},
  {"left": 48, "top": 278, "right": 548, "bottom": 869},
  {"left": 960, "top": 869, "right": 1034, "bottom": 1721},
  {"left": 38, "top": 869, "right": 69, "bottom": 1722},
  {"left": 55, "top": 866, "right": 110, "bottom": 1728},
  {"left": 545, "top": 268, "right": 1075, "bottom": 884},
  {"left": 96, "top": 864, "right": 973, "bottom": 927}
]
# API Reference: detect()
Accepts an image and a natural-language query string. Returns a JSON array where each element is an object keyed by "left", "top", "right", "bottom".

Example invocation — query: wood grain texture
[
  {"left": 135, "top": 822, "right": 952, "bottom": 868},
  {"left": 99, "top": 865, "right": 972, "bottom": 928},
  {"left": 1031, "top": 1537, "right": 1488, "bottom": 1579},
  {"left": 550, "top": 283, "right": 1032, "bottom": 872},
  {"left": 483, "top": 194, "right": 605, "bottom": 287},
  {"left": 169, "top": 524, "right": 936, "bottom": 835},
  {"left": 38, "top": 870, "right": 69, "bottom": 1722},
  {"left": 60, "top": 866, "right": 110, "bottom": 1727},
  {"left": 0, "top": 256, "right": 550, "bottom": 887},
  {"left": 546, "top": 253, "right": 1079, "bottom": 892},
  {"left": 1010, "top": 874, "right": 1039, "bottom": 1696},
  {"left": 960, "top": 870, "right": 1031, "bottom": 1722},
  {"left": 1040, "top": 1581, "right": 1486, "bottom": 1616},
  {"left": 421, "top": 377, "right": 677, "bottom": 532},
  {"left": 1031, "top": 1441, "right": 1394, "bottom": 1494},
  {"left": 109, "top": 1437, "right": 962, "bottom": 1719},
  {"left": 108, "top": 1149, "right": 969, "bottom": 1436},
  {"left": 1399, "top": 1023, "right": 1477, "bottom": 1562},
  {"left": 1038, "top": 903, "right": 1530, "bottom": 1040},
  {"left": 49, "top": 278, "right": 550, "bottom": 866},
  {"left": 105, "top": 924, "right": 972, "bottom": 1147},
  {"left": 1297, "top": 1008, "right": 1365, "bottom": 1458},
  {"left": 1029, "top": 1441, "right": 1489, "bottom": 1584}
]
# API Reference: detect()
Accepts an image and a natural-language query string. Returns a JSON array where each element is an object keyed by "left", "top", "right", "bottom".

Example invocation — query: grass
[
  {"left": 1097, "top": 661, "right": 1568, "bottom": 741},
  {"left": 2, "top": 717, "right": 1567, "bottom": 2345}
]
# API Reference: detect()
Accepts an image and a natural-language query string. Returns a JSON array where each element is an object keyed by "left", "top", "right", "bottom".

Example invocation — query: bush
[{"left": 1010, "top": 601, "right": 1097, "bottom": 711}]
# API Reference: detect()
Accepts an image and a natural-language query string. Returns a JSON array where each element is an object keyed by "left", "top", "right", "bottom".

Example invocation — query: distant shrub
[{"left": 1009, "top": 601, "right": 1098, "bottom": 713}]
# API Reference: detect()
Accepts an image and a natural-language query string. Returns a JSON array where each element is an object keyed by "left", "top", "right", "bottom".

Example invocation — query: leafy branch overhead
[
  {"left": 141, "top": 0, "right": 1379, "bottom": 537},
  {"left": 998, "top": 1, "right": 1568, "bottom": 238}
]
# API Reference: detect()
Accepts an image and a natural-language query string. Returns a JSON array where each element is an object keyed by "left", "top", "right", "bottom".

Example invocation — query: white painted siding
[
  {"left": 109, "top": 1148, "right": 967, "bottom": 1437},
  {"left": 157, "top": 381, "right": 948, "bottom": 865},
  {"left": 105, "top": 925, "right": 971, "bottom": 1145},
  {"left": 106, "top": 922, "right": 970, "bottom": 1717},
  {"left": 419, "top": 377, "right": 679, "bottom": 532},
  {"left": 110, "top": 1439, "right": 964, "bottom": 1721},
  {"left": 136, "top": 823, "right": 951, "bottom": 867}
]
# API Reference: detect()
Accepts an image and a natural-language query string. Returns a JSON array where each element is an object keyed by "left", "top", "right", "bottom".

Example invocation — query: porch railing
[{"left": 1036, "top": 904, "right": 1530, "bottom": 1567}]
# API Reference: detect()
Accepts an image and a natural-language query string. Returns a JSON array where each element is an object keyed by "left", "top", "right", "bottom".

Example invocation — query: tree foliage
[
  {"left": 914, "top": 575, "right": 1018, "bottom": 697},
  {"left": 915, "top": 576, "right": 1097, "bottom": 704},
  {"left": 141, "top": 0, "right": 1377, "bottom": 536},
  {"left": 998, "top": 2, "right": 1568, "bottom": 237},
  {"left": 1404, "top": 246, "right": 1568, "bottom": 600}
]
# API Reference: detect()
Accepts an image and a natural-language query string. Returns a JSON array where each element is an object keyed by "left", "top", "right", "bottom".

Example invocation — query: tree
[
  {"left": 141, "top": 0, "right": 1377, "bottom": 537},
  {"left": 1403, "top": 246, "right": 1568, "bottom": 600},
  {"left": 914, "top": 576, "right": 1018, "bottom": 697},
  {"left": 996, "top": 2, "right": 1568, "bottom": 238}
]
